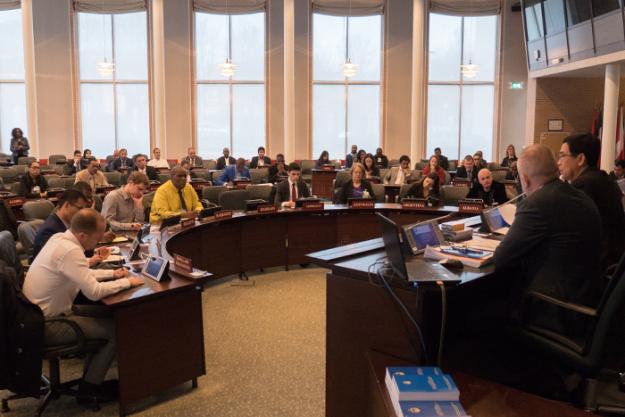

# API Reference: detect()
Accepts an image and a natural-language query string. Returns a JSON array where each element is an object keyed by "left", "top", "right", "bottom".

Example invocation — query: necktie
[
  {"left": 178, "top": 189, "right": 188, "bottom": 211},
  {"left": 291, "top": 182, "right": 297, "bottom": 202}
]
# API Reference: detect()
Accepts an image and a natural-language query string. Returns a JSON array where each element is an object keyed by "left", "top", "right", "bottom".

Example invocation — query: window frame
[
  {"left": 311, "top": 12, "right": 385, "bottom": 159},
  {"left": 425, "top": 12, "right": 501, "bottom": 162},
  {"left": 72, "top": 8, "right": 154, "bottom": 156},
  {"left": 192, "top": 10, "right": 268, "bottom": 158},
  {"left": 0, "top": 7, "right": 27, "bottom": 155}
]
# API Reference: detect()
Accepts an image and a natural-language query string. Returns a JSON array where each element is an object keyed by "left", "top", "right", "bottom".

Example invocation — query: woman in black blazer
[
  {"left": 335, "top": 162, "right": 375, "bottom": 204},
  {"left": 363, "top": 153, "right": 380, "bottom": 179},
  {"left": 501, "top": 144, "right": 518, "bottom": 167},
  {"left": 403, "top": 172, "right": 440, "bottom": 206},
  {"left": 314, "top": 150, "right": 330, "bottom": 169}
]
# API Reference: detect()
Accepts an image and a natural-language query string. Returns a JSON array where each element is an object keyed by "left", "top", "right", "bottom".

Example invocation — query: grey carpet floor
[{"left": 1, "top": 267, "right": 327, "bottom": 417}]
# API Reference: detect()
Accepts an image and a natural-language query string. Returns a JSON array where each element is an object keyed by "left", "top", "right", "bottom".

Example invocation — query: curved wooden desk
[{"left": 161, "top": 203, "right": 464, "bottom": 278}]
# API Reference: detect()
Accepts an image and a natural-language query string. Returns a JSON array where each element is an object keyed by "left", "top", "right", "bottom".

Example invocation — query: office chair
[
  {"left": 22, "top": 200, "right": 55, "bottom": 221},
  {"left": 372, "top": 183, "right": 385, "bottom": 203},
  {"left": 210, "top": 170, "right": 223, "bottom": 184},
  {"left": 202, "top": 186, "right": 227, "bottom": 205},
  {"left": 103, "top": 171, "right": 121, "bottom": 187},
  {"left": 17, "top": 219, "right": 44, "bottom": 263},
  {"left": 47, "top": 155, "right": 66, "bottom": 166},
  {"left": 440, "top": 185, "right": 469, "bottom": 205},
  {"left": 142, "top": 191, "right": 155, "bottom": 220},
  {"left": 202, "top": 160, "right": 217, "bottom": 170},
  {"left": 219, "top": 189, "right": 250, "bottom": 211},
  {"left": 300, "top": 160, "right": 315, "bottom": 183},
  {"left": 158, "top": 172, "right": 171, "bottom": 183},
  {"left": 334, "top": 171, "right": 352, "bottom": 190},
  {"left": 0, "top": 244, "right": 106, "bottom": 416},
  {"left": 17, "top": 157, "right": 37, "bottom": 166},
  {"left": 46, "top": 177, "right": 65, "bottom": 189},
  {"left": 514, "top": 255, "right": 625, "bottom": 413},
  {"left": 249, "top": 168, "right": 268, "bottom": 184},
  {"left": 0, "top": 167, "right": 18, "bottom": 184},
  {"left": 246, "top": 184, "right": 274, "bottom": 202},
  {"left": 190, "top": 168, "right": 211, "bottom": 181}
]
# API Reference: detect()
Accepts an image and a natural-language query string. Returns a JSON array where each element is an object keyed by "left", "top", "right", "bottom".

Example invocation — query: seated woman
[
  {"left": 501, "top": 144, "right": 517, "bottom": 168},
  {"left": 421, "top": 155, "right": 445, "bottom": 189},
  {"left": 363, "top": 153, "right": 380, "bottom": 179},
  {"left": 356, "top": 149, "right": 367, "bottom": 165},
  {"left": 314, "top": 150, "right": 330, "bottom": 169},
  {"left": 80, "top": 149, "right": 96, "bottom": 171},
  {"left": 404, "top": 172, "right": 440, "bottom": 206},
  {"left": 335, "top": 162, "right": 375, "bottom": 204}
]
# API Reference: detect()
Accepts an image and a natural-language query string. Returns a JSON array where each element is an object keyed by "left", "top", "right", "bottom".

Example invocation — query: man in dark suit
[
  {"left": 268, "top": 153, "right": 287, "bottom": 183},
  {"left": 558, "top": 133, "right": 625, "bottom": 268},
  {"left": 466, "top": 168, "right": 508, "bottom": 206},
  {"left": 33, "top": 189, "right": 88, "bottom": 259},
  {"left": 495, "top": 144, "right": 603, "bottom": 333},
  {"left": 250, "top": 146, "right": 271, "bottom": 168},
  {"left": 609, "top": 159, "right": 625, "bottom": 181},
  {"left": 274, "top": 162, "right": 311, "bottom": 208},
  {"left": 216, "top": 147, "right": 236, "bottom": 170},
  {"left": 110, "top": 148, "right": 134, "bottom": 172},
  {"left": 434, "top": 147, "right": 449, "bottom": 171},
  {"left": 345, "top": 144, "right": 358, "bottom": 168},
  {"left": 455, "top": 155, "right": 478, "bottom": 184},
  {"left": 180, "top": 147, "right": 203, "bottom": 168},
  {"left": 132, "top": 154, "right": 158, "bottom": 181},
  {"left": 19, "top": 161, "right": 48, "bottom": 198}
]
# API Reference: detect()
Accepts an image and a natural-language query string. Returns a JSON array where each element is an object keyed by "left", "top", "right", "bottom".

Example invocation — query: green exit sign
[{"left": 509, "top": 81, "right": 524, "bottom": 90}]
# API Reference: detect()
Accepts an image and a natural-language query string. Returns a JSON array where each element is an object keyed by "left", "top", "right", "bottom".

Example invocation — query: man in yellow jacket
[{"left": 150, "top": 167, "right": 202, "bottom": 224}]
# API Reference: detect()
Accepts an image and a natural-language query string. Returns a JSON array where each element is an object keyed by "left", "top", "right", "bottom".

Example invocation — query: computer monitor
[
  {"left": 377, "top": 213, "right": 408, "bottom": 280},
  {"left": 141, "top": 256, "right": 169, "bottom": 282},
  {"left": 481, "top": 206, "right": 510, "bottom": 234},
  {"left": 137, "top": 223, "right": 151, "bottom": 243},
  {"left": 402, "top": 220, "right": 446, "bottom": 255}
]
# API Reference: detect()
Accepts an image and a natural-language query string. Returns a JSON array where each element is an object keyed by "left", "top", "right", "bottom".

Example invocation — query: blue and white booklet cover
[{"left": 394, "top": 401, "right": 468, "bottom": 417}]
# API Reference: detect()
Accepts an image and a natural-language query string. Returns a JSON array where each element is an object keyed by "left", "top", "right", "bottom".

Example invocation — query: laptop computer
[
  {"left": 402, "top": 220, "right": 446, "bottom": 255},
  {"left": 377, "top": 213, "right": 460, "bottom": 284}
]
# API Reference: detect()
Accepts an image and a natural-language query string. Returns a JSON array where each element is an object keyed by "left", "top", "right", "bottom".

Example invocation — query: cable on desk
[
  {"left": 436, "top": 280, "right": 447, "bottom": 368},
  {"left": 367, "top": 256, "right": 389, "bottom": 287},
  {"left": 374, "top": 260, "right": 430, "bottom": 364}
]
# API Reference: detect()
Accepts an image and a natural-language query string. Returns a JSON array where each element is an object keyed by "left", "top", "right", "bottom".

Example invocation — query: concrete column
[
  {"left": 524, "top": 77, "right": 536, "bottom": 147},
  {"left": 283, "top": 0, "right": 295, "bottom": 161},
  {"left": 152, "top": 0, "right": 167, "bottom": 157},
  {"left": 21, "top": 0, "right": 38, "bottom": 157},
  {"left": 410, "top": 0, "right": 426, "bottom": 163},
  {"left": 601, "top": 63, "right": 620, "bottom": 171}
]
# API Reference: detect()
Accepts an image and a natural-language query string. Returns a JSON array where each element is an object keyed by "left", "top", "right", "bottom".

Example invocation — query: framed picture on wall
[{"left": 548, "top": 119, "right": 564, "bottom": 132}]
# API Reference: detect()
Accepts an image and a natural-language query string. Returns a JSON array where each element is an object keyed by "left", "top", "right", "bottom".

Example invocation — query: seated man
[
  {"left": 215, "top": 158, "right": 250, "bottom": 186},
  {"left": 101, "top": 172, "right": 148, "bottom": 232},
  {"left": 455, "top": 154, "right": 478, "bottom": 184},
  {"left": 473, "top": 151, "right": 488, "bottom": 169},
  {"left": 216, "top": 147, "right": 236, "bottom": 170},
  {"left": 494, "top": 144, "right": 603, "bottom": 332},
  {"left": 23, "top": 209, "right": 142, "bottom": 404},
  {"left": 111, "top": 148, "right": 133, "bottom": 172},
  {"left": 345, "top": 144, "right": 358, "bottom": 169},
  {"left": 374, "top": 147, "right": 389, "bottom": 169},
  {"left": 384, "top": 155, "right": 415, "bottom": 185},
  {"left": 250, "top": 146, "right": 271, "bottom": 168},
  {"left": 107, "top": 149, "right": 119, "bottom": 172},
  {"left": 65, "top": 150, "right": 83, "bottom": 176},
  {"left": 150, "top": 167, "right": 202, "bottom": 224},
  {"left": 268, "top": 153, "right": 287, "bottom": 183},
  {"left": 180, "top": 147, "right": 203, "bottom": 168},
  {"left": 558, "top": 133, "right": 625, "bottom": 268},
  {"left": 609, "top": 159, "right": 625, "bottom": 181},
  {"left": 274, "top": 162, "right": 311, "bottom": 208},
  {"left": 19, "top": 160, "right": 48, "bottom": 198},
  {"left": 466, "top": 168, "right": 508, "bottom": 206},
  {"left": 75, "top": 159, "right": 111, "bottom": 191},
  {"left": 434, "top": 147, "right": 449, "bottom": 171},
  {"left": 133, "top": 153, "right": 158, "bottom": 181},
  {"left": 147, "top": 147, "right": 170, "bottom": 169}
]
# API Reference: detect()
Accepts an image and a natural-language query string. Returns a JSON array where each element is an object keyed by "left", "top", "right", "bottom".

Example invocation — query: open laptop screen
[
  {"left": 483, "top": 207, "right": 509, "bottom": 232},
  {"left": 404, "top": 221, "right": 444, "bottom": 254},
  {"left": 377, "top": 213, "right": 408, "bottom": 280}
]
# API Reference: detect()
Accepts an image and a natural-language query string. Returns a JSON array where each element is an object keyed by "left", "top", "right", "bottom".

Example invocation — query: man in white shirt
[
  {"left": 274, "top": 162, "right": 311, "bottom": 208},
  {"left": 147, "top": 147, "right": 170, "bottom": 169},
  {"left": 23, "top": 209, "right": 143, "bottom": 403}
]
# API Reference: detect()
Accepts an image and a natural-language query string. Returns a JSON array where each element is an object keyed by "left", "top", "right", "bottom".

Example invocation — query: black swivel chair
[
  {"left": 0, "top": 250, "right": 106, "bottom": 415},
  {"left": 514, "top": 254, "right": 625, "bottom": 413}
]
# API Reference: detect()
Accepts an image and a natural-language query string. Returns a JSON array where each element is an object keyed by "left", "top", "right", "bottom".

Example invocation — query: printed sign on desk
[
  {"left": 401, "top": 198, "right": 427, "bottom": 209},
  {"left": 458, "top": 199, "right": 484, "bottom": 214},
  {"left": 302, "top": 201, "right": 324, "bottom": 211},
  {"left": 215, "top": 209, "right": 233, "bottom": 220},
  {"left": 348, "top": 198, "right": 375, "bottom": 209},
  {"left": 257, "top": 204, "right": 277, "bottom": 214},
  {"left": 180, "top": 217, "right": 195, "bottom": 229},
  {"left": 173, "top": 254, "right": 193, "bottom": 274}
]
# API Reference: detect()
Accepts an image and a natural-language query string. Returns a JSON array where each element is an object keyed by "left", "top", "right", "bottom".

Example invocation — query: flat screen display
[
  {"left": 409, "top": 223, "right": 441, "bottom": 251},
  {"left": 484, "top": 208, "right": 508, "bottom": 230},
  {"left": 145, "top": 257, "right": 164, "bottom": 278}
]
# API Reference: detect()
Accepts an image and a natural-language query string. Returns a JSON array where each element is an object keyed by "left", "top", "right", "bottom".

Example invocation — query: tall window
[
  {"left": 426, "top": 13, "right": 498, "bottom": 161},
  {"left": 0, "top": 8, "right": 27, "bottom": 154},
  {"left": 312, "top": 13, "right": 382, "bottom": 160},
  {"left": 76, "top": 12, "right": 150, "bottom": 159},
  {"left": 195, "top": 12, "right": 265, "bottom": 160}
]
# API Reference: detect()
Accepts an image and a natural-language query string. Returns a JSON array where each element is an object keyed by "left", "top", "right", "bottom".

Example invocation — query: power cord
[
  {"left": 371, "top": 259, "right": 430, "bottom": 364},
  {"left": 436, "top": 280, "right": 447, "bottom": 368}
]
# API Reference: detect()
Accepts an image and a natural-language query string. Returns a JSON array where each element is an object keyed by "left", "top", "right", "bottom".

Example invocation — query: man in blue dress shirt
[{"left": 215, "top": 158, "right": 250, "bottom": 186}]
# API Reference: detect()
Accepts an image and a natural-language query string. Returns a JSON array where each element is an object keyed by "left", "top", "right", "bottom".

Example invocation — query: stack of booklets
[{"left": 385, "top": 366, "right": 469, "bottom": 417}]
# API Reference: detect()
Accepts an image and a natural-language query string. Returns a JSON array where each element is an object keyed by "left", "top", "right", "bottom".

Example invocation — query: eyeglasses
[{"left": 558, "top": 152, "right": 577, "bottom": 160}]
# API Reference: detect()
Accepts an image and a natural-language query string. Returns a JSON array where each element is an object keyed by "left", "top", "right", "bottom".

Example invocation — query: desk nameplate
[
  {"left": 348, "top": 198, "right": 375, "bottom": 209},
  {"left": 458, "top": 199, "right": 484, "bottom": 214},
  {"left": 401, "top": 198, "right": 427, "bottom": 209},
  {"left": 303, "top": 201, "right": 324, "bottom": 211},
  {"left": 215, "top": 210, "right": 233, "bottom": 220},
  {"left": 173, "top": 253, "right": 193, "bottom": 273},
  {"left": 180, "top": 218, "right": 195, "bottom": 230},
  {"left": 258, "top": 204, "right": 277, "bottom": 214}
]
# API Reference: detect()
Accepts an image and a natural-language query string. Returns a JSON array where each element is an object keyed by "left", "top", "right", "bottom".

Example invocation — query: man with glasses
[
  {"left": 75, "top": 159, "right": 110, "bottom": 191},
  {"left": 19, "top": 160, "right": 48, "bottom": 198},
  {"left": 33, "top": 189, "right": 113, "bottom": 263},
  {"left": 133, "top": 153, "right": 158, "bottom": 181},
  {"left": 101, "top": 172, "right": 149, "bottom": 232},
  {"left": 558, "top": 133, "right": 625, "bottom": 268}
]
